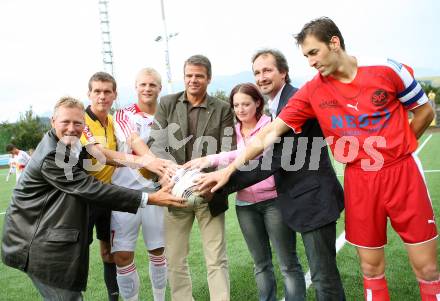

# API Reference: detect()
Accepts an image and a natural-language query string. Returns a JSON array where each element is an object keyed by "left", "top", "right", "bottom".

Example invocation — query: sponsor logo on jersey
[
  {"left": 346, "top": 101, "right": 359, "bottom": 111},
  {"left": 319, "top": 99, "right": 341, "bottom": 109},
  {"left": 371, "top": 89, "right": 388, "bottom": 106},
  {"left": 330, "top": 108, "right": 391, "bottom": 133},
  {"left": 83, "top": 125, "right": 96, "bottom": 143}
]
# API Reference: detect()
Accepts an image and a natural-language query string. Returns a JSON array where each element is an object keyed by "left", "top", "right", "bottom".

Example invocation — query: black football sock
[{"left": 103, "top": 262, "right": 119, "bottom": 301}]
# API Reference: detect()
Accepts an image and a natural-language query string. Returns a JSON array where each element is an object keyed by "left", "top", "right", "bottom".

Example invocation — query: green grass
[{"left": 0, "top": 132, "right": 439, "bottom": 300}]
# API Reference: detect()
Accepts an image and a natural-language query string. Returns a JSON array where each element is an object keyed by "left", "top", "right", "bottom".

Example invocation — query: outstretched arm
[
  {"left": 85, "top": 143, "right": 173, "bottom": 178},
  {"left": 198, "top": 117, "right": 290, "bottom": 192}
]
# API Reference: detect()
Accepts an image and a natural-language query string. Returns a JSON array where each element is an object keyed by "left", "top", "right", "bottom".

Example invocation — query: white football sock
[
  {"left": 116, "top": 261, "right": 140, "bottom": 301},
  {"left": 149, "top": 253, "right": 167, "bottom": 301}
]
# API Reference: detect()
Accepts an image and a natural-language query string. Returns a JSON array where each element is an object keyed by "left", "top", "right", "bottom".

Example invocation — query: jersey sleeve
[
  {"left": 113, "top": 109, "right": 137, "bottom": 142},
  {"left": 277, "top": 83, "right": 316, "bottom": 133},
  {"left": 386, "top": 58, "right": 429, "bottom": 110}
]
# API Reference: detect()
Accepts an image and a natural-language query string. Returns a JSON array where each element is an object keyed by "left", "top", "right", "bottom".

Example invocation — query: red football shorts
[{"left": 344, "top": 154, "right": 437, "bottom": 248}]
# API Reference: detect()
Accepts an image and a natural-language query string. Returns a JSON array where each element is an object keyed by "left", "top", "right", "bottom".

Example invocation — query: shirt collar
[
  {"left": 267, "top": 84, "right": 285, "bottom": 118},
  {"left": 85, "top": 105, "right": 99, "bottom": 121},
  {"left": 134, "top": 103, "right": 142, "bottom": 113},
  {"left": 182, "top": 92, "right": 208, "bottom": 108}
]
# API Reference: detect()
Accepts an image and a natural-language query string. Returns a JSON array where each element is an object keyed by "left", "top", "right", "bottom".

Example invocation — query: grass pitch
[{"left": 0, "top": 132, "right": 439, "bottom": 300}]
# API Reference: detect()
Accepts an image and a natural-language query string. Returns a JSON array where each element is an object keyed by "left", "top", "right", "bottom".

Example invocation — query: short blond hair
[
  {"left": 136, "top": 67, "right": 162, "bottom": 86},
  {"left": 53, "top": 96, "right": 85, "bottom": 118}
]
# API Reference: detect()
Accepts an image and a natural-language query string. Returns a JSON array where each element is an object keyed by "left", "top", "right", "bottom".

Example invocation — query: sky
[{"left": 1, "top": 0, "right": 440, "bottom": 122}]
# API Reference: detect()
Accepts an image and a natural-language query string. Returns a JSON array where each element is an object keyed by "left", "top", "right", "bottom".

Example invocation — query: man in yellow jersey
[
  {"left": 82, "top": 72, "right": 175, "bottom": 300},
  {"left": 80, "top": 72, "right": 120, "bottom": 300}
]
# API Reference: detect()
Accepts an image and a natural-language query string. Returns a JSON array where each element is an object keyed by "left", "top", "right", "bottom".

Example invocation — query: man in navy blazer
[{"left": 216, "top": 49, "right": 346, "bottom": 300}]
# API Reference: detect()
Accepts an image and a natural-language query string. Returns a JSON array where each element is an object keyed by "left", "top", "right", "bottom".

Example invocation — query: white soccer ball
[{"left": 171, "top": 168, "right": 206, "bottom": 207}]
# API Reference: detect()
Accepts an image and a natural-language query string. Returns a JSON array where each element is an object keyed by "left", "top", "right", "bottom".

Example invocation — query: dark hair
[
  {"left": 229, "top": 83, "right": 264, "bottom": 124},
  {"left": 295, "top": 17, "right": 345, "bottom": 51},
  {"left": 88, "top": 72, "right": 117, "bottom": 92},
  {"left": 184, "top": 54, "right": 212, "bottom": 79},
  {"left": 6, "top": 144, "right": 16, "bottom": 152},
  {"left": 252, "top": 49, "right": 291, "bottom": 84}
]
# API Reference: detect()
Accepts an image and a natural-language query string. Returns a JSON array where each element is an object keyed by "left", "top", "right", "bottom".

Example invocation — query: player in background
[
  {"left": 5, "top": 154, "right": 15, "bottom": 182},
  {"left": 111, "top": 68, "right": 172, "bottom": 301},
  {"left": 198, "top": 17, "right": 438, "bottom": 301},
  {"left": 6, "top": 144, "right": 30, "bottom": 183}
]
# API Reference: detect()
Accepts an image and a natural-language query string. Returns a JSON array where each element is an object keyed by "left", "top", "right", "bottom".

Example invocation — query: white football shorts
[{"left": 110, "top": 205, "right": 164, "bottom": 253}]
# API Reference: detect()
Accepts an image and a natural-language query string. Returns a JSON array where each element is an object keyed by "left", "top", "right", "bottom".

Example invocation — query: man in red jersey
[{"left": 198, "top": 17, "right": 438, "bottom": 301}]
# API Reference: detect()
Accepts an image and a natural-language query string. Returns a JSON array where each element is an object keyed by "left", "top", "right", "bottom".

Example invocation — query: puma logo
[
  {"left": 347, "top": 101, "right": 359, "bottom": 112},
  {"left": 428, "top": 219, "right": 435, "bottom": 224}
]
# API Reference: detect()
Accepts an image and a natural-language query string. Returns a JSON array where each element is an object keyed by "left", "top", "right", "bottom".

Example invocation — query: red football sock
[
  {"left": 363, "top": 274, "right": 390, "bottom": 301},
  {"left": 418, "top": 278, "right": 440, "bottom": 301}
]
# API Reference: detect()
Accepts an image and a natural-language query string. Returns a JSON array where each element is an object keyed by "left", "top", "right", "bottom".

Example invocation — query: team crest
[{"left": 371, "top": 89, "right": 388, "bottom": 106}]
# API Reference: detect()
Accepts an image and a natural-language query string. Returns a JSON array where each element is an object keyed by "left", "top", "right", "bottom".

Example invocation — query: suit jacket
[
  {"left": 1, "top": 129, "right": 142, "bottom": 291},
  {"left": 219, "top": 84, "right": 344, "bottom": 232},
  {"left": 149, "top": 91, "right": 236, "bottom": 216}
]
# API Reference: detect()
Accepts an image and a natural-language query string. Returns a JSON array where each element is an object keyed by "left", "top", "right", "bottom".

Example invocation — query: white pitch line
[
  {"left": 302, "top": 231, "right": 346, "bottom": 289},
  {"left": 0, "top": 212, "right": 5, "bottom": 215},
  {"left": 416, "top": 134, "right": 433, "bottom": 155}
]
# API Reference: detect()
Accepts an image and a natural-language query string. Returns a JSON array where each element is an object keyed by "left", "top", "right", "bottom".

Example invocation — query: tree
[
  {"left": 420, "top": 81, "right": 440, "bottom": 105},
  {"left": 0, "top": 122, "right": 14, "bottom": 153},
  {"left": 212, "top": 90, "right": 229, "bottom": 103},
  {"left": 7, "top": 107, "right": 50, "bottom": 151}
]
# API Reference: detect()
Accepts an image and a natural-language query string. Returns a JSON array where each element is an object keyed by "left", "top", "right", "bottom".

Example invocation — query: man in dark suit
[
  {"left": 148, "top": 55, "right": 235, "bottom": 301},
  {"left": 211, "top": 49, "right": 346, "bottom": 300},
  {"left": 1, "top": 97, "right": 184, "bottom": 300}
]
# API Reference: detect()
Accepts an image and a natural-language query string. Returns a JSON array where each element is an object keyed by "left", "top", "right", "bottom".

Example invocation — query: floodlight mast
[
  {"left": 98, "top": 0, "right": 114, "bottom": 75},
  {"left": 160, "top": 0, "right": 173, "bottom": 94},
  {"left": 98, "top": 0, "right": 118, "bottom": 108}
]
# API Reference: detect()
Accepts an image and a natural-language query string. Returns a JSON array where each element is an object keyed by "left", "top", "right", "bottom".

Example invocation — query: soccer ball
[{"left": 171, "top": 168, "right": 206, "bottom": 207}]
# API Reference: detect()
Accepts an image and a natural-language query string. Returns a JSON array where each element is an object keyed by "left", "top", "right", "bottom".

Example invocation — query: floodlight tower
[
  {"left": 98, "top": 0, "right": 114, "bottom": 76},
  {"left": 98, "top": 0, "right": 119, "bottom": 108},
  {"left": 160, "top": 0, "right": 173, "bottom": 93}
]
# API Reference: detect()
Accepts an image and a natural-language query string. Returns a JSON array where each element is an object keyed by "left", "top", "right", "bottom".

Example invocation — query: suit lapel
[
  {"left": 196, "top": 96, "right": 215, "bottom": 136},
  {"left": 276, "top": 84, "right": 297, "bottom": 116},
  {"left": 176, "top": 98, "right": 189, "bottom": 139},
  {"left": 193, "top": 96, "right": 215, "bottom": 154}
]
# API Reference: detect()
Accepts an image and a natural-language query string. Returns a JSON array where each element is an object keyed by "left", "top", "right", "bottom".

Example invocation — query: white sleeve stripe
[
  {"left": 114, "top": 110, "right": 132, "bottom": 139},
  {"left": 114, "top": 111, "right": 127, "bottom": 138},
  {"left": 113, "top": 119, "right": 127, "bottom": 142},
  {"left": 386, "top": 58, "right": 414, "bottom": 86},
  {"left": 397, "top": 79, "right": 417, "bottom": 98},
  {"left": 399, "top": 82, "right": 423, "bottom": 103},
  {"left": 405, "top": 93, "right": 429, "bottom": 108},
  {"left": 402, "top": 89, "right": 424, "bottom": 106},
  {"left": 385, "top": 58, "right": 429, "bottom": 108}
]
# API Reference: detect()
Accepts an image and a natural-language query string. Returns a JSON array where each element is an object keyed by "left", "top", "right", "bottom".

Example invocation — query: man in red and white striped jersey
[{"left": 111, "top": 68, "right": 174, "bottom": 301}]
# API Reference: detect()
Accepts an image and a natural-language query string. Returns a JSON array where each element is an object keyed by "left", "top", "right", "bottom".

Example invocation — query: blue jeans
[
  {"left": 301, "top": 222, "right": 346, "bottom": 301},
  {"left": 29, "top": 275, "right": 83, "bottom": 301},
  {"left": 236, "top": 199, "right": 306, "bottom": 301}
]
